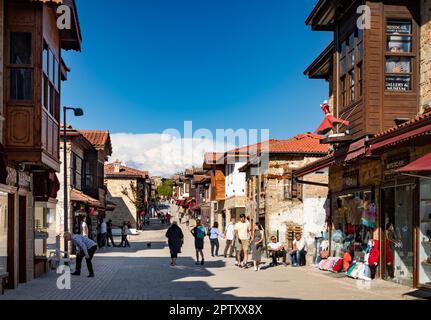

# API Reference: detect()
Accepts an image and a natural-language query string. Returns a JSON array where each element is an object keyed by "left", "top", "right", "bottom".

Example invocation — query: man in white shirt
[
  {"left": 223, "top": 218, "right": 236, "bottom": 258},
  {"left": 234, "top": 214, "right": 251, "bottom": 268},
  {"left": 81, "top": 216, "right": 89, "bottom": 237},
  {"left": 267, "top": 236, "right": 288, "bottom": 266},
  {"left": 64, "top": 232, "right": 97, "bottom": 277},
  {"left": 290, "top": 233, "right": 308, "bottom": 267},
  {"left": 99, "top": 219, "right": 107, "bottom": 248}
]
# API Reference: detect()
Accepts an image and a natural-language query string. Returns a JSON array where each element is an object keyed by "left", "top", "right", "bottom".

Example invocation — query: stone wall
[
  {"left": 106, "top": 178, "right": 138, "bottom": 228},
  {"left": 421, "top": 0, "right": 431, "bottom": 112}
]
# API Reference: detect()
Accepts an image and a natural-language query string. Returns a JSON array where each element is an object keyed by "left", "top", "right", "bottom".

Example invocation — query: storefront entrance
[
  {"left": 18, "top": 196, "right": 27, "bottom": 284},
  {"left": 381, "top": 184, "right": 415, "bottom": 287}
]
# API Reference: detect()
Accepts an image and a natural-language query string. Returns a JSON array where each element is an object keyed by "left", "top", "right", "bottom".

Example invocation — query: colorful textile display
[
  {"left": 331, "top": 258, "right": 344, "bottom": 273},
  {"left": 361, "top": 203, "right": 377, "bottom": 228},
  {"left": 343, "top": 252, "right": 352, "bottom": 272}
]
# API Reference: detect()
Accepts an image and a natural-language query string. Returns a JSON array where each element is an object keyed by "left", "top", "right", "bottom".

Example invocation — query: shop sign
[
  {"left": 343, "top": 170, "right": 359, "bottom": 189},
  {"left": 384, "top": 152, "right": 410, "bottom": 181}
]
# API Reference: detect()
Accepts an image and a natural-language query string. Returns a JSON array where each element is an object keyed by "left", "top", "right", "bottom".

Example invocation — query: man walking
[
  {"left": 99, "top": 219, "right": 107, "bottom": 248},
  {"left": 64, "top": 232, "right": 97, "bottom": 278},
  {"left": 106, "top": 219, "right": 116, "bottom": 247},
  {"left": 234, "top": 214, "right": 251, "bottom": 268},
  {"left": 224, "top": 218, "right": 236, "bottom": 258}
]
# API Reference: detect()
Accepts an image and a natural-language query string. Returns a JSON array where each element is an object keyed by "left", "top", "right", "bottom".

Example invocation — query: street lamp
[{"left": 63, "top": 107, "right": 84, "bottom": 259}]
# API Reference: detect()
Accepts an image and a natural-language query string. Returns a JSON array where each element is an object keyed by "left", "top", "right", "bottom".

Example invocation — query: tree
[
  {"left": 157, "top": 179, "right": 173, "bottom": 197},
  {"left": 121, "top": 181, "right": 144, "bottom": 212}
]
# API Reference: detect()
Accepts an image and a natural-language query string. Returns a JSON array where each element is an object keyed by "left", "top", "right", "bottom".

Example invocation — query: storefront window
[
  {"left": 34, "top": 206, "right": 58, "bottom": 258},
  {"left": 382, "top": 185, "right": 414, "bottom": 286},
  {"left": 332, "top": 191, "right": 375, "bottom": 259},
  {"left": 419, "top": 178, "right": 431, "bottom": 288},
  {"left": 0, "top": 192, "right": 9, "bottom": 275}
]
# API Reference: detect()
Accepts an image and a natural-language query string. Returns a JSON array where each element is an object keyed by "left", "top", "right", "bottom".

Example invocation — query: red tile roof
[
  {"left": 373, "top": 111, "right": 431, "bottom": 138},
  {"left": 70, "top": 188, "right": 101, "bottom": 207},
  {"left": 105, "top": 163, "right": 149, "bottom": 179},
  {"left": 204, "top": 152, "right": 224, "bottom": 164},
  {"left": 269, "top": 133, "right": 329, "bottom": 154},
  {"left": 79, "top": 130, "right": 112, "bottom": 155}
]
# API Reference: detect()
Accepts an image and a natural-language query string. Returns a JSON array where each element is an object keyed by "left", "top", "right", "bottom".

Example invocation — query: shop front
[
  {"left": 379, "top": 151, "right": 416, "bottom": 287},
  {"left": 70, "top": 188, "right": 101, "bottom": 242}
]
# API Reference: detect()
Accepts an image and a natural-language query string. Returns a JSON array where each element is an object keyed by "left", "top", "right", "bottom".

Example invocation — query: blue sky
[{"left": 62, "top": 0, "right": 331, "bottom": 139}]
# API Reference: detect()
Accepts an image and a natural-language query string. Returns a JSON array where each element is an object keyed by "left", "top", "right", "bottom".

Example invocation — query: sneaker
[
  {"left": 71, "top": 272, "right": 80, "bottom": 276},
  {"left": 254, "top": 266, "right": 258, "bottom": 271},
  {"left": 235, "top": 261, "right": 239, "bottom": 266},
  {"left": 88, "top": 274, "right": 95, "bottom": 278},
  {"left": 201, "top": 260, "right": 205, "bottom": 266}
]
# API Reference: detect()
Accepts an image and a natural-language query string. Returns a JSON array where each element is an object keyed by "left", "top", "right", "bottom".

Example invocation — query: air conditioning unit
[{"left": 212, "top": 201, "right": 219, "bottom": 212}]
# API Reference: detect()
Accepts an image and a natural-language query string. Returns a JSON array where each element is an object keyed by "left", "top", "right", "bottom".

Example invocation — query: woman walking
[
  {"left": 166, "top": 221, "right": 184, "bottom": 266},
  {"left": 191, "top": 219, "right": 206, "bottom": 265},
  {"left": 251, "top": 223, "right": 264, "bottom": 271},
  {"left": 121, "top": 221, "right": 131, "bottom": 248},
  {"left": 209, "top": 222, "right": 222, "bottom": 257}
]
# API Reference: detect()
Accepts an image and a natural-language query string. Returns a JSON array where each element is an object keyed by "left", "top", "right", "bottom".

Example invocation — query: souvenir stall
[{"left": 317, "top": 166, "right": 379, "bottom": 281}]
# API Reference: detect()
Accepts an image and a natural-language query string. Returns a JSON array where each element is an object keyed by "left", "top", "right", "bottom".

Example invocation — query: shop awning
[
  {"left": 334, "top": 138, "right": 367, "bottom": 165},
  {"left": 398, "top": 152, "right": 431, "bottom": 173},
  {"left": 70, "top": 188, "right": 101, "bottom": 208}
]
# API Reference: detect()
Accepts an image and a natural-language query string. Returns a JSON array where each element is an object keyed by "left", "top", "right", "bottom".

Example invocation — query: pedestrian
[
  {"left": 191, "top": 219, "right": 206, "bottom": 265},
  {"left": 80, "top": 215, "right": 89, "bottom": 237},
  {"left": 64, "top": 232, "right": 97, "bottom": 278},
  {"left": 223, "top": 218, "right": 236, "bottom": 258},
  {"left": 99, "top": 219, "right": 107, "bottom": 248},
  {"left": 209, "top": 222, "right": 222, "bottom": 257},
  {"left": 165, "top": 221, "right": 184, "bottom": 266},
  {"left": 251, "top": 223, "right": 264, "bottom": 271},
  {"left": 106, "top": 219, "right": 116, "bottom": 247},
  {"left": 166, "top": 212, "right": 171, "bottom": 225},
  {"left": 121, "top": 221, "right": 131, "bottom": 247},
  {"left": 234, "top": 214, "right": 251, "bottom": 268}
]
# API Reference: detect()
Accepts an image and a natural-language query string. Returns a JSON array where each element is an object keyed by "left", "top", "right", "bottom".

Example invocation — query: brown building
[
  {"left": 0, "top": 0, "right": 81, "bottom": 293},
  {"left": 302, "top": 0, "right": 431, "bottom": 288}
]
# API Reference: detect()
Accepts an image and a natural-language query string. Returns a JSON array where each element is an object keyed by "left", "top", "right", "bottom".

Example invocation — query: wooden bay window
[{"left": 385, "top": 20, "right": 414, "bottom": 92}]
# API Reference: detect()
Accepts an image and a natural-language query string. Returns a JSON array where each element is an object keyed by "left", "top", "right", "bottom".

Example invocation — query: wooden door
[{"left": 6, "top": 194, "right": 15, "bottom": 289}]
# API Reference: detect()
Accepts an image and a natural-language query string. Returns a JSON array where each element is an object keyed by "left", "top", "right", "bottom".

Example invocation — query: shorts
[
  {"left": 236, "top": 239, "right": 249, "bottom": 252},
  {"left": 195, "top": 238, "right": 204, "bottom": 250}
]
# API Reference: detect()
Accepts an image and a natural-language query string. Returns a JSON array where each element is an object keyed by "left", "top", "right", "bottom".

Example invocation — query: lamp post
[{"left": 63, "top": 107, "right": 84, "bottom": 258}]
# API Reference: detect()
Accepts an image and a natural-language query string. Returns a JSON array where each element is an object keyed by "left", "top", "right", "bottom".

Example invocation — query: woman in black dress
[{"left": 165, "top": 221, "right": 184, "bottom": 266}]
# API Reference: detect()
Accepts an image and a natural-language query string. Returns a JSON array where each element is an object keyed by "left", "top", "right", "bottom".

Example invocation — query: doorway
[
  {"left": 381, "top": 184, "right": 415, "bottom": 287},
  {"left": 18, "top": 196, "right": 27, "bottom": 284}
]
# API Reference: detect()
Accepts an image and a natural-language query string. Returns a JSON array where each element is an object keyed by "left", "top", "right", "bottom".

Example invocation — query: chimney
[{"left": 113, "top": 160, "right": 121, "bottom": 173}]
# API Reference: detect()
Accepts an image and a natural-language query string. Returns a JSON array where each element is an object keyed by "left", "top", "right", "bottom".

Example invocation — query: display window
[
  {"left": 0, "top": 192, "right": 9, "bottom": 275},
  {"left": 381, "top": 184, "right": 415, "bottom": 287},
  {"left": 34, "top": 206, "right": 57, "bottom": 258},
  {"left": 419, "top": 178, "right": 431, "bottom": 288},
  {"left": 332, "top": 190, "right": 376, "bottom": 260}
]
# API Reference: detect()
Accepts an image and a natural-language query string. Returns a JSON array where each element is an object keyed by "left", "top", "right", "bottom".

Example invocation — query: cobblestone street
[{"left": 0, "top": 217, "right": 426, "bottom": 300}]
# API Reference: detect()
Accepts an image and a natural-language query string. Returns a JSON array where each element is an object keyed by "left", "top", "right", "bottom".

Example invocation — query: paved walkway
[{"left": 0, "top": 215, "right": 427, "bottom": 300}]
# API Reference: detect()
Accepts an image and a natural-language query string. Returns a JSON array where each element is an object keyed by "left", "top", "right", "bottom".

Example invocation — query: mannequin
[{"left": 368, "top": 239, "right": 380, "bottom": 279}]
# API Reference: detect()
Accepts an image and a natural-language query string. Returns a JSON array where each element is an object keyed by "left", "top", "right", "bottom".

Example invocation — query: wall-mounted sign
[
  {"left": 384, "top": 152, "right": 410, "bottom": 181},
  {"left": 343, "top": 170, "right": 359, "bottom": 189}
]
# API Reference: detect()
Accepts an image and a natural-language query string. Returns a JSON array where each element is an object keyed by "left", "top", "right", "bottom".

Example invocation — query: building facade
[
  {"left": 0, "top": 0, "right": 81, "bottom": 293},
  {"left": 240, "top": 134, "right": 329, "bottom": 254},
  {"left": 105, "top": 161, "right": 150, "bottom": 229},
  {"left": 302, "top": 0, "right": 431, "bottom": 288}
]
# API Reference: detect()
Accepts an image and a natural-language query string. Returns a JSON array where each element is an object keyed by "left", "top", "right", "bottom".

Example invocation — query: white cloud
[{"left": 110, "top": 133, "right": 235, "bottom": 178}]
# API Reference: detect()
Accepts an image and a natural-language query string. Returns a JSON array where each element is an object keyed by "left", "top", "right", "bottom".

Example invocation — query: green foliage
[{"left": 157, "top": 179, "right": 173, "bottom": 197}]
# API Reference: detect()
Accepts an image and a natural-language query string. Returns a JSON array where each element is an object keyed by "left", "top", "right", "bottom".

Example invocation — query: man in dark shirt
[{"left": 106, "top": 219, "right": 116, "bottom": 247}]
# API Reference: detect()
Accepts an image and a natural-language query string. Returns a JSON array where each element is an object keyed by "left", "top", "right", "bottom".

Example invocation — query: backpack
[{"left": 196, "top": 226, "right": 206, "bottom": 239}]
